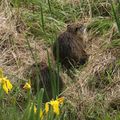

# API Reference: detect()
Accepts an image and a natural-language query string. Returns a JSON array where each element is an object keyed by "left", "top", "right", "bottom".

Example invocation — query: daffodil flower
[
  {"left": 0, "top": 68, "right": 13, "bottom": 94},
  {"left": 50, "top": 99, "right": 60, "bottom": 115},
  {"left": 57, "top": 97, "right": 64, "bottom": 104},
  {"left": 45, "top": 97, "right": 64, "bottom": 115},
  {"left": 45, "top": 102, "right": 49, "bottom": 113},
  {"left": 23, "top": 82, "right": 31, "bottom": 90}
]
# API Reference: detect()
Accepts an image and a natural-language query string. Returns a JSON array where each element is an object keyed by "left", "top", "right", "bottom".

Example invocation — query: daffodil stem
[{"left": 27, "top": 90, "right": 31, "bottom": 104}]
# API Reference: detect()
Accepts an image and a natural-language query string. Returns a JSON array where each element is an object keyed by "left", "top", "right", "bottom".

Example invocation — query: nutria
[
  {"left": 26, "top": 62, "right": 64, "bottom": 102},
  {"left": 53, "top": 23, "right": 88, "bottom": 69}
]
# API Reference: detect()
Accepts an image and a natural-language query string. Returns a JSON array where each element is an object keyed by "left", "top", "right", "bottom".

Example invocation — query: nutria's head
[
  {"left": 67, "top": 23, "right": 87, "bottom": 48},
  {"left": 67, "top": 23, "right": 86, "bottom": 35}
]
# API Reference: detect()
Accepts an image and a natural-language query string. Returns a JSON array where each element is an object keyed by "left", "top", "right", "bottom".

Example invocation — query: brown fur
[
  {"left": 53, "top": 23, "right": 88, "bottom": 69},
  {"left": 27, "top": 62, "right": 64, "bottom": 102}
]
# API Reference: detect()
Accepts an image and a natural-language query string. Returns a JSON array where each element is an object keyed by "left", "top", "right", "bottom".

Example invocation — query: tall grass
[{"left": 0, "top": 0, "right": 120, "bottom": 120}]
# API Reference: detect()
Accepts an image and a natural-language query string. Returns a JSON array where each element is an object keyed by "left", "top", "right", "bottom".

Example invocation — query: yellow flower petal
[
  {"left": 57, "top": 97, "right": 64, "bottom": 104},
  {"left": 45, "top": 102, "right": 49, "bottom": 113},
  {"left": 52, "top": 101, "right": 60, "bottom": 115},
  {"left": 0, "top": 69, "right": 13, "bottom": 94},
  {"left": 2, "top": 82, "right": 8, "bottom": 94},
  {"left": 6, "top": 79, "right": 13, "bottom": 91},
  {"left": 49, "top": 99, "right": 54, "bottom": 105},
  {"left": 23, "top": 82, "right": 31, "bottom": 90},
  {"left": 2, "top": 78, "right": 13, "bottom": 94},
  {"left": 50, "top": 100, "right": 60, "bottom": 115}
]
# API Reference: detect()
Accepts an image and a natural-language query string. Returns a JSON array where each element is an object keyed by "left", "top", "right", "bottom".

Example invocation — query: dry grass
[
  {"left": 0, "top": 0, "right": 120, "bottom": 119},
  {"left": 0, "top": 7, "right": 53, "bottom": 82}
]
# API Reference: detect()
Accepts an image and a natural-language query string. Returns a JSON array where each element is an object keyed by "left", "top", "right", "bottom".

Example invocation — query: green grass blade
[
  {"left": 36, "top": 88, "right": 44, "bottom": 120},
  {"left": 110, "top": 0, "right": 120, "bottom": 32},
  {"left": 40, "top": 4, "right": 45, "bottom": 32},
  {"left": 48, "top": 0, "right": 52, "bottom": 14}
]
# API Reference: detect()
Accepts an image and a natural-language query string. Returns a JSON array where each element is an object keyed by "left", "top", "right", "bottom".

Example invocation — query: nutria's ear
[{"left": 67, "top": 24, "right": 72, "bottom": 32}]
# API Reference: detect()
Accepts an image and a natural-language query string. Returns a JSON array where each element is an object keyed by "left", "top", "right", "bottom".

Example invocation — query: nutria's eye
[
  {"left": 75, "top": 27, "right": 79, "bottom": 32},
  {"left": 75, "top": 26, "right": 85, "bottom": 33},
  {"left": 75, "top": 27, "right": 82, "bottom": 32}
]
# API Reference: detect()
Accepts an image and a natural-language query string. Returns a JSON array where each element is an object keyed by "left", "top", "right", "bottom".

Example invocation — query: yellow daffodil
[
  {"left": 23, "top": 82, "right": 31, "bottom": 90},
  {"left": 45, "top": 102, "right": 49, "bottom": 113},
  {"left": 45, "top": 97, "right": 64, "bottom": 115},
  {"left": 57, "top": 97, "right": 64, "bottom": 104},
  {"left": 0, "top": 68, "right": 13, "bottom": 94},
  {"left": 50, "top": 100, "right": 60, "bottom": 115},
  {"left": 2, "top": 78, "right": 13, "bottom": 94}
]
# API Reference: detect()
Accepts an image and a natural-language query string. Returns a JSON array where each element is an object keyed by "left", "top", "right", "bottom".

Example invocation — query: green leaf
[{"left": 36, "top": 88, "right": 44, "bottom": 120}]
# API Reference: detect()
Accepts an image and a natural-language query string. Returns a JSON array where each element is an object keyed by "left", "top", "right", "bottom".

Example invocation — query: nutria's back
[{"left": 26, "top": 62, "right": 64, "bottom": 102}]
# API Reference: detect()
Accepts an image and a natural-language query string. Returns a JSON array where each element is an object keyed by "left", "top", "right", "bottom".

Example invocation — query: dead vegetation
[{"left": 0, "top": 0, "right": 120, "bottom": 119}]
